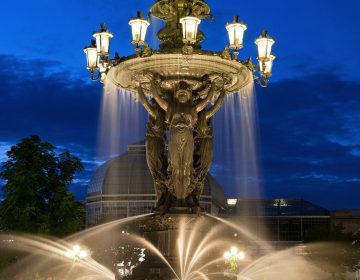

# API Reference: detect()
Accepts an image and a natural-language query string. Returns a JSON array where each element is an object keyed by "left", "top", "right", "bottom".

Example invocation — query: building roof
[{"left": 225, "top": 198, "right": 330, "bottom": 217}]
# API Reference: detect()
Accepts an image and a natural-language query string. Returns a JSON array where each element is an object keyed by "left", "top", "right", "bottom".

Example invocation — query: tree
[{"left": 0, "top": 135, "right": 84, "bottom": 237}]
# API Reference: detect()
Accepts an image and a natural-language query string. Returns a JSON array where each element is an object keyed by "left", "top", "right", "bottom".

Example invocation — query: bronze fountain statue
[
  {"left": 81, "top": 0, "right": 275, "bottom": 277},
  {"left": 137, "top": 73, "right": 226, "bottom": 213},
  {"left": 101, "top": 0, "right": 253, "bottom": 214}
]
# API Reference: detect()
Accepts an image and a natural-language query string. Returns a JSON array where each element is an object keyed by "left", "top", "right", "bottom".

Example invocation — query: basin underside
[{"left": 106, "top": 53, "right": 253, "bottom": 95}]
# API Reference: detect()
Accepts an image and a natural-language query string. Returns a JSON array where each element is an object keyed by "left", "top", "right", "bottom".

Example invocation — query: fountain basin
[{"left": 106, "top": 53, "right": 253, "bottom": 95}]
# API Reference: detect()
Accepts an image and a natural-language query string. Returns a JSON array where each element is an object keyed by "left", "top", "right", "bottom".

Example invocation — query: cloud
[
  {"left": 299, "top": 172, "right": 360, "bottom": 184},
  {"left": 0, "top": 54, "right": 102, "bottom": 145},
  {"left": 251, "top": 72, "right": 360, "bottom": 209},
  {"left": 0, "top": 54, "right": 146, "bottom": 201},
  {"left": 0, "top": 142, "right": 12, "bottom": 163},
  {"left": 72, "top": 178, "right": 91, "bottom": 186},
  {"left": 0, "top": 54, "right": 104, "bottom": 199}
]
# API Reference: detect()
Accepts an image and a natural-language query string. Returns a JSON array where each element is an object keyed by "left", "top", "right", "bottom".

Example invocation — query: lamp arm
[
  {"left": 253, "top": 74, "right": 269, "bottom": 88},
  {"left": 90, "top": 69, "right": 102, "bottom": 81},
  {"left": 249, "top": 59, "right": 271, "bottom": 88}
]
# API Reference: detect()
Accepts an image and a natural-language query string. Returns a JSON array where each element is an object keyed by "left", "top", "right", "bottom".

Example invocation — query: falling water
[
  {"left": 149, "top": 16, "right": 162, "bottom": 49},
  {"left": 213, "top": 80, "right": 262, "bottom": 201},
  {"left": 97, "top": 79, "right": 147, "bottom": 160}
]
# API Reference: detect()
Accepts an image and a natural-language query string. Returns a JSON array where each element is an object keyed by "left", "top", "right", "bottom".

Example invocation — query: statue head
[{"left": 175, "top": 81, "right": 192, "bottom": 103}]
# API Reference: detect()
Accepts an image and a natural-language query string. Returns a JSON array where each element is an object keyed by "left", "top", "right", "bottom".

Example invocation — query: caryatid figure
[
  {"left": 137, "top": 85, "right": 168, "bottom": 208},
  {"left": 149, "top": 75, "right": 224, "bottom": 206},
  {"left": 192, "top": 88, "right": 226, "bottom": 209}
]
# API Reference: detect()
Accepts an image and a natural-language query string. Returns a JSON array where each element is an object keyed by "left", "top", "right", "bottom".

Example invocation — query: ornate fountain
[
  {"left": 83, "top": 1, "right": 275, "bottom": 278},
  {"left": 0, "top": 4, "right": 340, "bottom": 280},
  {"left": 84, "top": 0, "right": 275, "bottom": 215}
]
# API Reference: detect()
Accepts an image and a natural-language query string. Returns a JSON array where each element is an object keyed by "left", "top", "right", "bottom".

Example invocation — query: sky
[{"left": 0, "top": 0, "right": 360, "bottom": 210}]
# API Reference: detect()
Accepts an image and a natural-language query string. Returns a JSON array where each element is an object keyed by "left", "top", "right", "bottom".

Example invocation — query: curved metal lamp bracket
[
  {"left": 90, "top": 69, "right": 101, "bottom": 81},
  {"left": 253, "top": 75, "right": 269, "bottom": 88}
]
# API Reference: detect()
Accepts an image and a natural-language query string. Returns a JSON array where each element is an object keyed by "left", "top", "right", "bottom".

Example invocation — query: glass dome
[{"left": 86, "top": 143, "right": 227, "bottom": 227}]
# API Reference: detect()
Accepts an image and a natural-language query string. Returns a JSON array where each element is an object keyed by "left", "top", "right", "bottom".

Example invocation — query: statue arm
[
  {"left": 151, "top": 79, "right": 168, "bottom": 111},
  {"left": 205, "top": 89, "right": 226, "bottom": 119},
  {"left": 138, "top": 85, "right": 157, "bottom": 119},
  {"left": 196, "top": 82, "right": 216, "bottom": 112}
]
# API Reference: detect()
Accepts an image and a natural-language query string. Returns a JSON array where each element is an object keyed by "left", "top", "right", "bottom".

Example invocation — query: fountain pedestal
[{"left": 132, "top": 213, "right": 216, "bottom": 280}]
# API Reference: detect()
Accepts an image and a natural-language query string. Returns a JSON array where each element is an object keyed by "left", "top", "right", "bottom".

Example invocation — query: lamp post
[
  {"left": 179, "top": 15, "right": 201, "bottom": 54},
  {"left": 226, "top": 15, "right": 247, "bottom": 60},
  {"left": 224, "top": 246, "right": 246, "bottom": 275},
  {"left": 83, "top": 40, "right": 99, "bottom": 78},
  {"left": 254, "top": 30, "right": 276, "bottom": 87},
  {"left": 65, "top": 244, "right": 89, "bottom": 262},
  {"left": 84, "top": 24, "right": 113, "bottom": 82},
  {"left": 93, "top": 24, "right": 113, "bottom": 59},
  {"left": 129, "top": 11, "right": 150, "bottom": 56},
  {"left": 180, "top": 16, "right": 201, "bottom": 44}
]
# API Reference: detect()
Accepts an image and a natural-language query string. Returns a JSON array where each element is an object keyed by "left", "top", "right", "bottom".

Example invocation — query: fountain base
[{"left": 131, "top": 213, "right": 216, "bottom": 280}]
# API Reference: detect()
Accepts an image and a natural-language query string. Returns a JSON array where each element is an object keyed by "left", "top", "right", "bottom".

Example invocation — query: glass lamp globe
[
  {"left": 259, "top": 54, "right": 276, "bottom": 76},
  {"left": 226, "top": 16, "right": 247, "bottom": 50},
  {"left": 84, "top": 40, "right": 98, "bottom": 70},
  {"left": 93, "top": 24, "right": 113, "bottom": 56},
  {"left": 129, "top": 11, "right": 150, "bottom": 46},
  {"left": 255, "top": 30, "right": 275, "bottom": 61},
  {"left": 179, "top": 16, "right": 201, "bottom": 44}
]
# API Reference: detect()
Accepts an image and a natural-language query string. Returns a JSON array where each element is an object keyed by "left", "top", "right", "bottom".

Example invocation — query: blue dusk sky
[{"left": 0, "top": 0, "right": 360, "bottom": 210}]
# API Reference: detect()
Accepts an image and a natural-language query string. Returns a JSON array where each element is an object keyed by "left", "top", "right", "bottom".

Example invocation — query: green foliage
[{"left": 0, "top": 135, "right": 84, "bottom": 237}]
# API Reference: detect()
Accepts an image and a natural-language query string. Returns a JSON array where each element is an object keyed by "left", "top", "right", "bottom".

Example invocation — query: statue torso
[{"left": 166, "top": 102, "right": 198, "bottom": 130}]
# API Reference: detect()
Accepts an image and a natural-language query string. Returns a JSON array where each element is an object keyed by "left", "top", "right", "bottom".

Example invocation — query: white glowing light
[
  {"left": 65, "top": 244, "right": 89, "bottom": 261},
  {"left": 259, "top": 54, "right": 276, "bottom": 75},
  {"left": 79, "top": 250, "right": 87, "bottom": 259},
  {"left": 93, "top": 26, "right": 113, "bottom": 56},
  {"left": 237, "top": 251, "right": 246, "bottom": 260},
  {"left": 65, "top": 249, "right": 74, "bottom": 258},
  {"left": 230, "top": 247, "right": 238, "bottom": 254},
  {"left": 255, "top": 32, "right": 275, "bottom": 61},
  {"left": 226, "top": 20, "right": 247, "bottom": 50},
  {"left": 224, "top": 252, "right": 231, "bottom": 260},
  {"left": 180, "top": 16, "right": 201, "bottom": 44},
  {"left": 84, "top": 45, "right": 98, "bottom": 70},
  {"left": 73, "top": 245, "right": 81, "bottom": 254},
  {"left": 129, "top": 14, "right": 150, "bottom": 45},
  {"left": 227, "top": 199, "right": 238, "bottom": 206}
]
